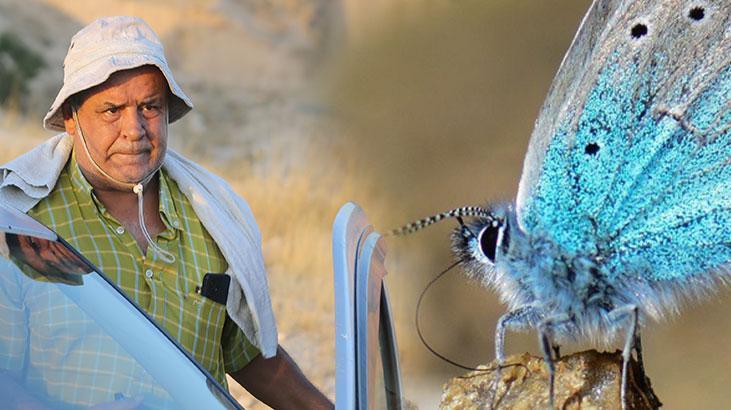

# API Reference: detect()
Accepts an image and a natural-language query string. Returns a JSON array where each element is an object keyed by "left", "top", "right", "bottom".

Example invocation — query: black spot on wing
[
  {"left": 585, "top": 142, "right": 601, "bottom": 155},
  {"left": 688, "top": 6, "right": 705, "bottom": 21},
  {"left": 630, "top": 23, "right": 648, "bottom": 39}
]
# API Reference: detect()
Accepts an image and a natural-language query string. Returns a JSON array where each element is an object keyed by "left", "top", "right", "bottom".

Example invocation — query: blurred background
[{"left": 1, "top": 0, "right": 730, "bottom": 408}]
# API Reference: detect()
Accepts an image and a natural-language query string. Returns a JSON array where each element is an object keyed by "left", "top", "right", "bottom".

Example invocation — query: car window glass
[
  {"left": 372, "top": 343, "right": 388, "bottom": 408},
  {"left": 0, "top": 232, "right": 238, "bottom": 410}
]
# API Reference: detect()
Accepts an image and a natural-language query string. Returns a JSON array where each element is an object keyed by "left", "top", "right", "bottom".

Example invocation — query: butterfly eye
[{"left": 478, "top": 222, "right": 501, "bottom": 263}]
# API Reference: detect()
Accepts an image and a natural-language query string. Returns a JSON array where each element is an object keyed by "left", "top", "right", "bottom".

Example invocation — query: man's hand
[{"left": 228, "top": 345, "right": 333, "bottom": 409}]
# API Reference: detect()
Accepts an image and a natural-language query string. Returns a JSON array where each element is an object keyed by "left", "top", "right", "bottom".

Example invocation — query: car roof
[{"left": 0, "top": 202, "right": 57, "bottom": 241}]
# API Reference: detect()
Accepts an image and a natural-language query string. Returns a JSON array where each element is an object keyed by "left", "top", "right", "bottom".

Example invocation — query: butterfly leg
[
  {"left": 608, "top": 304, "right": 639, "bottom": 410},
  {"left": 537, "top": 314, "right": 570, "bottom": 409},
  {"left": 551, "top": 343, "right": 561, "bottom": 361},
  {"left": 490, "top": 305, "right": 539, "bottom": 409},
  {"left": 634, "top": 331, "right": 645, "bottom": 377},
  {"left": 631, "top": 330, "right": 662, "bottom": 407}
]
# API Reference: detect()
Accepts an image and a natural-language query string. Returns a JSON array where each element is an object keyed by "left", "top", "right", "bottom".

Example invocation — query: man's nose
[{"left": 121, "top": 108, "right": 146, "bottom": 140}]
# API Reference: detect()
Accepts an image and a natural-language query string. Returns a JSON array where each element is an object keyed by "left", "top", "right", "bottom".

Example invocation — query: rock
[{"left": 441, "top": 350, "right": 661, "bottom": 409}]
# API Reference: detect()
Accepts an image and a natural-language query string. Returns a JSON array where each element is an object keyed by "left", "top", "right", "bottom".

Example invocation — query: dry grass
[{"left": 218, "top": 143, "right": 374, "bottom": 407}]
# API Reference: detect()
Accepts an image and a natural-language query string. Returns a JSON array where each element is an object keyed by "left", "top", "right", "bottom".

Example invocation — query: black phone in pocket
[{"left": 197, "top": 273, "right": 230, "bottom": 305}]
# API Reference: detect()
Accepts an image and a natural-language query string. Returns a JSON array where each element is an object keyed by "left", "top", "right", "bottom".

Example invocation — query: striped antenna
[{"left": 387, "top": 206, "right": 493, "bottom": 236}]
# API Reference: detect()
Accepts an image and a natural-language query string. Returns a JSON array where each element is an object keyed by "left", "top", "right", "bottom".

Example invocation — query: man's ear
[{"left": 61, "top": 102, "right": 76, "bottom": 136}]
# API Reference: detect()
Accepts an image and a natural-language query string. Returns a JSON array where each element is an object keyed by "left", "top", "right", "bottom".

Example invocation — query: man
[{"left": 0, "top": 16, "right": 332, "bottom": 409}]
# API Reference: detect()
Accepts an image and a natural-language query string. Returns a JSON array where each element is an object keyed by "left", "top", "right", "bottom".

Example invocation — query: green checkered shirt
[{"left": 27, "top": 151, "right": 259, "bottom": 387}]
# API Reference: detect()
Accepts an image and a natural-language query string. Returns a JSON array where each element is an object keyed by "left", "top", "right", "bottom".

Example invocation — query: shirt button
[
  {"left": 116, "top": 226, "right": 125, "bottom": 235},
  {"left": 173, "top": 220, "right": 179, "bottom": 228},
  {"left": 145, "top": 269, "right": 154, "bottom": 279}
]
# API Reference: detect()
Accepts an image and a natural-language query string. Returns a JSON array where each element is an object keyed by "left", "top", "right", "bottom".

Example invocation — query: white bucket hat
[{"left": 44, "top": 16, "right": 193, "bottom": 131}]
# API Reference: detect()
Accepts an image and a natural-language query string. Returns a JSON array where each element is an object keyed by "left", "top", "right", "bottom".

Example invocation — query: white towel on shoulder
[{"left": 0, "top": 133, "right": 278, "bottom": 358}]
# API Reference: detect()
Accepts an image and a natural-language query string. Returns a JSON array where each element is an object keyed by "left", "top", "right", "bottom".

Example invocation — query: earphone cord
[{"left": 72, "top": 106, "right": 176, "bottom": 264}]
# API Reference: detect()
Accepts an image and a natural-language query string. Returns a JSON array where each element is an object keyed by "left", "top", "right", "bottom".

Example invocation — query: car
[{"left": 0, "top": 202, "right": 241, "bottom": 409}]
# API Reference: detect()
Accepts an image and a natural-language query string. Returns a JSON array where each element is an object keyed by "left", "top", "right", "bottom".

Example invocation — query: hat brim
[{"left": 43, "top": 54, "right": 192, "bottom": 132}]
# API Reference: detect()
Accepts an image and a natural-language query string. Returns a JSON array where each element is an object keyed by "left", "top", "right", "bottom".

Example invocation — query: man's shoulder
[
  {"left": 163, "top": 150, "right": 260, "bottom": 238},
  {"left": 0, "top": 134, "right": 73, "bottom": 214},
  {"left": 1, "top": 133, "right": 72, "bottom": 169},
  {"left": 26, "top": 162, "right": 74, "bottom": 223}
]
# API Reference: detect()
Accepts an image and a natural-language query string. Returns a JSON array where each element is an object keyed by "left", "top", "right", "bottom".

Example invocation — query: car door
[
  {"left": 0, "top": 202, "right": 242, "bottom": 409},
  {"left": 333, "top": 202, "right": 403, "bottom": 410}
]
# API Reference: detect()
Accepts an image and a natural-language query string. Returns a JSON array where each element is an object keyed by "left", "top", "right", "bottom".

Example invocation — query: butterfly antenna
[
  {"left": 416, "top": 260, "right": 486, "bottom": 371},
  {"left": 416, "top": 260, "right": 519, "bottom": 375},
  {"left": 456, "top": 216, "right": 480, "bottom": 240},
  {"left": 387, "top": 206, "right": 493, "bottom": 236}
]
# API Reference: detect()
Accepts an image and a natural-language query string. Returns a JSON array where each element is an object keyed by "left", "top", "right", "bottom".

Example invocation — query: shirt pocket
[{"left": 179, "top": 291, "right": 228, "bottom": 369}]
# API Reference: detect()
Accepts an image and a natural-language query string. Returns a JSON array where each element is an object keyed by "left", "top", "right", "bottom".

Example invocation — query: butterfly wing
[
  {"left": 516, "top": 0, "right": 622, "bottom": 220},
  {"left": 515, "top": 0, "right": 731, "bottom": 294}
]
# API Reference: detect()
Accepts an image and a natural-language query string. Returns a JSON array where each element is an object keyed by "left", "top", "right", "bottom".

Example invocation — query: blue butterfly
[{"left": 392, "top": 0, "right": 730, "bottom": 408}]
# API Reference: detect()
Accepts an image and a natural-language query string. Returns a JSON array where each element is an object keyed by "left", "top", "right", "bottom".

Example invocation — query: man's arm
[{"left": 228, "top": 345, "right": 333, "bottom": 409}]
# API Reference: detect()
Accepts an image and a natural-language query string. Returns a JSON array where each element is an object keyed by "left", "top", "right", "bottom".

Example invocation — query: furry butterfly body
[{"left": 394, "top": 0, "right": 730, "bottom": 406}]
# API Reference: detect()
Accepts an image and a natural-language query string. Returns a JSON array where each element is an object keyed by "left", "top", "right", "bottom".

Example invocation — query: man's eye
[
  {"left": 141, "top": 104, "right": 164, "bottom": 118},
  {"left": 142, "top": 104, "right": 162, "bottom": 115},
  {"left": 105, "top": 106, "right": 119, "bottom": 114}
]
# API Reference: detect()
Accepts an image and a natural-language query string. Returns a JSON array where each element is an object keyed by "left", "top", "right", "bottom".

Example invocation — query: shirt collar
[
  {"left": 69, "top": 149, "right": 95, "bottom": 197},
  {"left": 68, "top": 150, "right": 182, "bottom": 232},
  {"left": 157, "top": 169, "right": 182, "bottom": 232}
]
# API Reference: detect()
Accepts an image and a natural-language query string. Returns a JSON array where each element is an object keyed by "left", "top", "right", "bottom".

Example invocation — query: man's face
[{"left": 64, "top": 65, "right": 169, "bottom": 189}]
